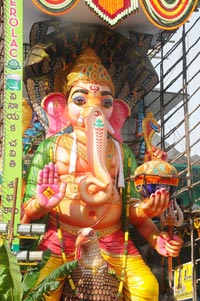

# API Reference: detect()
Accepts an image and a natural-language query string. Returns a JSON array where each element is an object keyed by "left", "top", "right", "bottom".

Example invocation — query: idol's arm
[{"left": 21, "top": 138, "right": 56, "bottom": 223}]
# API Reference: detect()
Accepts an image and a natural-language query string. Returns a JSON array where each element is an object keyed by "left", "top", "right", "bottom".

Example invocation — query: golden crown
[{"left": 66, "top": 48, "right": 114, "bottom": 94}]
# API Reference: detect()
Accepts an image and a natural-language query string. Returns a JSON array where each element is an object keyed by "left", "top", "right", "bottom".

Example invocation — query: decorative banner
[
  {"left": 140, "top": 0, "right": 199, "bottom": 30},
  {"left": 85, "top": 0, "right": 139, "bottom": 27},
  {"left": 32, "top": 0, "right": 79, "bottom": 15},
  {"left": 174, "top": 262, "right": 193, "bottom": 300},
  {"left": 3, "top": 0, "right": 23, "bottom": 251}
]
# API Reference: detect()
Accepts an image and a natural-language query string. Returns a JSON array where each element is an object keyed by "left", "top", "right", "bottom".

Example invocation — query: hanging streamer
[
  {"left": 140, "top": 0, "right": 199, "bottom": 30},
  {"left": 3, "top": 0, "right": 23, "bottom": 251},
  {"left": 32, "top": 0, "right": 79, "bottom": 16},
  {"left": 85, "top": 0, "right": 139, "bottom": 27}
]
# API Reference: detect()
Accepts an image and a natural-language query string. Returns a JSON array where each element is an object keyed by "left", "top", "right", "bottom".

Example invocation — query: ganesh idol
[{"left": 21, "top": 48, "right": 183, "bottom": 301}]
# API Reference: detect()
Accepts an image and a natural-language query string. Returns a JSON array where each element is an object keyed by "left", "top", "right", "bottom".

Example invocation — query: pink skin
[
  {"left": 156, "top": 233, "right": 183, "bottom": 257},
  {"left": 36, "top": 162, "right": 66, "bottom": 211}
]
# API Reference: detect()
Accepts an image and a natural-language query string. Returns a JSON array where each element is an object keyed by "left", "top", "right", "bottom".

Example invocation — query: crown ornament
[{"left": 66, "top": 47, "right": 114, "bottom": 94}]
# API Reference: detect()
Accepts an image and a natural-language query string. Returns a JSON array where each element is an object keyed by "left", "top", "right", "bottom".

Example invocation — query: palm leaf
[
  {"left": 23, "top": 281, "right": 60, "bottom": 301},
  {"left": 22, "top": 249, "right": 51, "bottom": 296},
  {"left": 0, "top": 244, "right": 23, "bottom": 301},
  {"left": 23, "top": 260, "right": 78, "bottom": 301}
]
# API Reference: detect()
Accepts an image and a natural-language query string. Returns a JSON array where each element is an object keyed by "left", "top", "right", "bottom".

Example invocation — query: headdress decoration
[{"left": 66, "top": 48, "right": 115, "bottom": 94}]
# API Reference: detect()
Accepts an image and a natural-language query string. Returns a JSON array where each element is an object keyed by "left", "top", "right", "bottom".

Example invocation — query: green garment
[{"left": 23, "top": 136, "right": 57, "bottom": 204}]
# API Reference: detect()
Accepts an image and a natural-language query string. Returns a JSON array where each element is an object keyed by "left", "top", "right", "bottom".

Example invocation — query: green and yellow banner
[{"left": 2, "top": 0, "right": 23, "bottom": 251}]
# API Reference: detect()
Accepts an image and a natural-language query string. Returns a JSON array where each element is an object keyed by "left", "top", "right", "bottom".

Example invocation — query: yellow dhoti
[
  {"left": 32, "top": 252, "right": 158, "bottom": 301},
  {"left": 102, "top": 251, "right": 159, "bottom": 301}
]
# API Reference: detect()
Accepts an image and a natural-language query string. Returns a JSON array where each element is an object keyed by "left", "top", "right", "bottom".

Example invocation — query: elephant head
[
  {"left": 42, "top": 84, "right": 130, "bottom": 206},
  {"left": 42, "top": 48, "right": 130, "bottom": 205}
]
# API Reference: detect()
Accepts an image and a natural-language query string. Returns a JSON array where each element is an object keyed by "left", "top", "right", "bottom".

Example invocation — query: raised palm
[{"left": 36, "top": 162, "right": 66, "bottom": 210}]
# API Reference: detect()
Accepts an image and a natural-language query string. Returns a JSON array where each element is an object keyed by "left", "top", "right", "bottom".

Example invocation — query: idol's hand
[
  {"left": 156, "top": 232, "right": 183, "bottom": 257},
  {"left": 144, "top": 146, "right": 168, "bottom": 162},
  {"left": 36, "top": 162, "right": 66, "bottom": 210},
  {"left": 138, "top": 188, "right": 171, "bottom": 219}
]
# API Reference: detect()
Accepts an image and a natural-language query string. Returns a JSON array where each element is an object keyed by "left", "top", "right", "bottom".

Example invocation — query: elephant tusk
[{"left": 107, "top": 120, "right": 115, "bottom": 135}]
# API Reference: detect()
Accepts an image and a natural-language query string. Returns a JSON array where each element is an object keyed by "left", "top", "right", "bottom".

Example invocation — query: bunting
[{"left": 140, "top": 0, "right": 199, "bottom": 30}]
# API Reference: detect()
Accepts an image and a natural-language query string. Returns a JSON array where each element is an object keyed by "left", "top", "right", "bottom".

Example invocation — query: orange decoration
[{"left": 85, "top": 0, "right": 139, "bottom": 27}]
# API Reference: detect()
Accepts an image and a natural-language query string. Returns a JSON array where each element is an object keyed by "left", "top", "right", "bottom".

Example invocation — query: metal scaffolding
[
  {"left": 148, "top": 11, "right": 200, "bottom": 300},
  {"left": 125, "top": 11, "right": 200, "bottom": 300},
  {"left": 123, "top": 11, "right": 200, "bottom": 209},
  {"left": 150, "top": 12, "right": 200, "bottom": 207}
]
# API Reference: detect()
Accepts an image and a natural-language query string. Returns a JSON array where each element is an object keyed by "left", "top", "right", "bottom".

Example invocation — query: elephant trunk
[{"left": 78, "top": 106, "right": 113, "bottom": 206}]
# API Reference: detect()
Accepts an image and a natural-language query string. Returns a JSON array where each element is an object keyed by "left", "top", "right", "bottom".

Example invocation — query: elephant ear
[
  {"left": 109, "top": 99, "right": 131, "bottom": 143},
  {"left": 41, "top": 92, "right": 70, "bottom": 137}
]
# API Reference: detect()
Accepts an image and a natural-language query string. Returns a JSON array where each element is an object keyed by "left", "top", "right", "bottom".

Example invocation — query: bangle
[
  {"left": 136, "top": 205, "right": 149, "bottom": 219},
  {"left": 32, "top": 198, "right": 43, "bottom": 211},
  {"left": 146, "top": 231, "right": 159, "bottom": 248},
  {"left": 129, "top": 204, "right": 150, "bottom": 225}
]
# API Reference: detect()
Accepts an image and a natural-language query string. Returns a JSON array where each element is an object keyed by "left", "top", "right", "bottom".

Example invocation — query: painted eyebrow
[
  {"left": 71, "top": 89, "right": 89, "bottom": 96},
  {"left": 101, "top": 91, "right": 113, "bottom": 96},
  {"left": 71, "top": 89, "right": 113, "bottom": 97}
]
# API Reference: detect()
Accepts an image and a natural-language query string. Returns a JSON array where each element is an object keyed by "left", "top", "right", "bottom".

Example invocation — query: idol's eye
[
  {"left": 102, "top": 98, "right": 113, "bottom": 108},
  {"left": 72, "top": 96, "right": 86, "bottom": 106},
  {"left": 87, "top": 230, "right": 94, "bottom": 238}
]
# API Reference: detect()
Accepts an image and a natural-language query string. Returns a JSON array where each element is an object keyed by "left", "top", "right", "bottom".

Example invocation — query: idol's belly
[{"left": 52, "top": 198, "right": 122, "bottom": 229}]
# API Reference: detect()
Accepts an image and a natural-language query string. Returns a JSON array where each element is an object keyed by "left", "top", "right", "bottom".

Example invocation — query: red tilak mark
[{"left": 90, "top": 84, "right": 99, "bottom": 92}]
